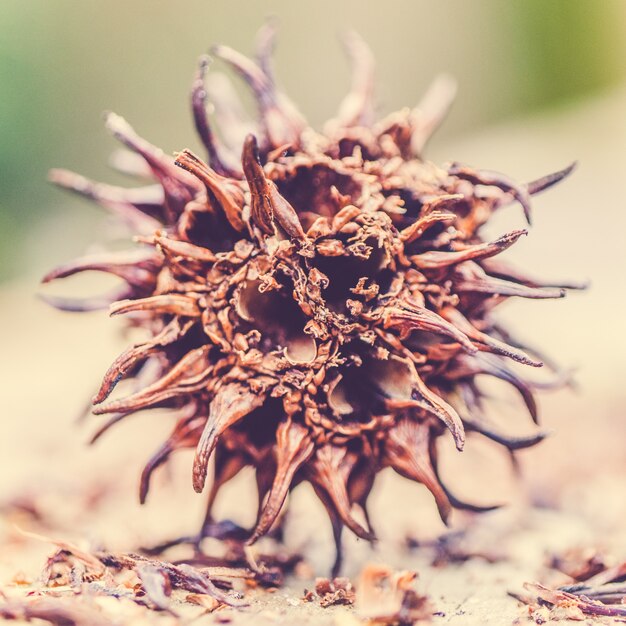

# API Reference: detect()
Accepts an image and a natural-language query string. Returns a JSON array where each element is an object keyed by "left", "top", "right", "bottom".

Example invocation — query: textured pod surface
[{"left": 44, "top": 25, "right": 577, "bottom": 573}]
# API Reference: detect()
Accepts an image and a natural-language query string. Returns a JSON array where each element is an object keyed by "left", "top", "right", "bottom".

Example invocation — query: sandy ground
[{"left": 1, "top": 86, "right": 626, "bottom": 624}]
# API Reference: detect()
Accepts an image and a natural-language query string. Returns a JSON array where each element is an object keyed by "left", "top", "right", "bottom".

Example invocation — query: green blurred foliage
[{"left": 0, "top": 0, "right": 624, "bottom": 282}]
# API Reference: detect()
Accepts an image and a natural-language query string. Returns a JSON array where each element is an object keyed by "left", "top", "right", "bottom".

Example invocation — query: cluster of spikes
[{"left": 43, "top": 23, "right": 578, "bottom": 574}]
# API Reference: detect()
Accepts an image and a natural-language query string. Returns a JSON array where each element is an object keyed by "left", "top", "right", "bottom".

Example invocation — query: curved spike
[
  {"left": 38, "top": 284, "right": 133, "bottom": 313},
  {"left": 211, "top": 44, "right": 271, "bottom": 103},
  {"left": 383, "top": 301, "right": 477, "bottom": 355},
  {"left": 140, "top": 413, "right": 203, "bottom": 503},
  {"left": 191, "top": 55, "right": 241, "bottom": 178},
  {"left": 448, "top": 163, "right": 533, "bottom": 224},
  {"left": 255, "top": 17, "right": 279, "bottom": 84},
  {"left": 526, "top": 161, "right": 577, "bottom": 196},
  {"left": 110, "top": 294, "right": 200, "bottom": 318},
  {"left": 193, "top": 384, "right": 265, "bottom": 493},
  {"left": 309, "top": 484, "right": 345, "bottom": 577},
  {"left": 139, "top": 441, "right": 174, "bottom": 504},
  {"left": 336, "top": 30, "right": 375, "bottom": 127},
  {"left": 440, "top": 307, "right": 542, "bottom": 367},
  {"left": 94, "top": 346, "right": 154, "bottom": 405},
  {"left": 93, "top": 345, "right": 212, "bottom": 416},
  {"left": 42, "top": 249, "right": 157, "bottom": 288},
  {"left": 89, "top": 411, "right": 130, "bottom": 445},
  {"left": 429, "top": 437, "right": 502, "bottom": 513},
  {"left": 252, "top": 447, "right": 277, "bottom": 527},
  {"left": 463, "top": 415, "right": 550, "bottom": 450},
  {"left": 151, "top": 234, "right": 217, "bottom": 263},
  {"left": 104, "top": 112, "right": 200, "bottom": 218},
  {"left": 411, "top": 230, "right": 527, "bottom": 271},
  {"left": 48, "top": 169, "right": 163, "bottom": 233},
  {"left": 453, "top": 270, "right": 566, "bottom": 300},
  {"left": 410, "top": 370, "right": 465, "bottom": 451},
  {"left": 448, "top": 354, "right": 539, "bottom": 424},
  {"left": 411, "top": 74, "right": 457, "bottom": 155},
  {"left": 211, "top": 43, "right": 305, "bottom": 148},
  {"left": 202, "top": 445, "right": 250, "bottom": 525},
  {"left": 442, "top": 484, "right": 502, "bottom": 514},
  {"left": 248, "top": 419, "right": 314, "bottom": 544},
  {"left": 308, "top": 445, "right": 376, "bottom": 541},
  {"left": 205, "top": 72, "right": 256, "bottom": 151},
  {"left": 241, "top": 134, "right": 305, "bottom": 240},
  {"left": 174, "top": 149, "right": 245, "bottom": 232},
  {"left": 94, "top": 319, "right": 193, "bottom": 404},
  {"left": 399, "top": 208, "right": 458, "bottom": 244},
  {"left": 384, "top": 418, "right": 452, "bottom": 524},
  {"left": 480, "top": 257, "right": 587, "bottom": 291}
]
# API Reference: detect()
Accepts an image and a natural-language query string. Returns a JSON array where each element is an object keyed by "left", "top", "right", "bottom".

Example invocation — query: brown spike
[
  {"left": 204, "top": 72, "right": 256, "bottom": 151},
  {"left": 89, "top": 411, "right": 131, "bottom": 445},
  {"left": 399, "top": 207, "right": 458, "bottom": 244},
  {"left": 447, "top": 353, "right": 539, "bottom": 424},
  {"left": 42, "top": 249, "right": 157, "bottom": 288},
  {"left": 308, "top": 444, "right": 376, "bottom": 541},
  {"left": 174, "top": 149, "right": 245, "bottom": 232},
  {"left": 104, "top": 112, "right": 200, "bottom": 218},
  {"left": 202, "top": 445, "right": 250, "bottom": 524},
  {"left": 93, "top": 345, "right": 212, "bottom": 416},
  {"left": 193, "top": 384, "right": 266, "bottom": 493},
  {"left": 93, "top": 319, "right": 194, "bottom": 404},
  {"left": 411, "top": 74, "right": 457, "bottom": 155},
  {"left": 248, "top": 419, "right": 313, "bottom": 543},
  {"left": 336, "top": 30, "right": 375, "bottom": 127},
  {"left": 440, "top": 307, "right": 542, "bottom": 367},
  {"left": 429, "top": 437, "right": 503, "bottom": 513},
  {"left": 383, "top": 301, "right": 477, "bottom": 354},
  {"left": 241, "top": 134, "right": 305, "bottom": 239},
  {"left": 211, "top": 43, "right": 305, "bottom": 148},
  {"left": 191, "top": 55, "right": 241, "bottom": 178},
  {"left": 368, "top": 356, "right": 465, "bottom": 450},
  {"left": 110, "top": 294, "right": 201, "bottom": 318},
  {"left": 152, "top": 234, "right": 217, "bottom": 263},
  {"left": 526, "top": 161, "right": 577, "bottom": 196},
  {"left": 384, "top": 418, "right": 452, "bottom": 524},
  {"left": 140, "top": 414, "right": 203, "bottom": 503},
  {"left": 448, "top": 163, "right": 533, "bottom": 224},
  {"left": 411, "top": 230, "right": 527, "bottom": 270},
  {"left": 453, "top": 264, "right": 567, "bottom": 300},
  {"left": 410, "top": 373, "right": 466, "bottom": 451},
  {"left": 313, "top": 488, "right": 345, "bottom": 578},
  {"left": 480, "top": 257, "right": 587, "bottom": 291},
  {"left": 255, "top": 17, "right": 279, "bottom": 84},
  {"left": 38, "top": 284, "right": 133, "bottom": 313},
  {"left": 48, "top": 169, "right": 163, "bottom": 233},
  {"left": 462, "top": 414, "right": 550, "bottom": 451}
]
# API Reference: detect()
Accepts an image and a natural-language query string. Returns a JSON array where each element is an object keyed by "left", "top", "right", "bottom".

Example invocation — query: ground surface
[{"left": 1, "top": 87, "right": 626, "bottom": 624}]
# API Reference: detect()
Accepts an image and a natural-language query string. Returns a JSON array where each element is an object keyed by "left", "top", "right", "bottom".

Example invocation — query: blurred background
[
  {"left": 1, "top": 0, "right": 625, "bottom": 590},
  {"left": 2, "top": 0, "right": 626, "bottom": 282}
]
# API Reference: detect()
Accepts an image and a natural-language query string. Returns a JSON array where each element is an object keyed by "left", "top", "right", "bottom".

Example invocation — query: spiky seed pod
[{"left": 43, "top": 24, "right": 578, "bottom": 574}]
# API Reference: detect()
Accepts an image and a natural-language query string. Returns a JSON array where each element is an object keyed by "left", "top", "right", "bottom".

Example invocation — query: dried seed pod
[{"left": 44, "top": 25, "right": 577, "bottom": 575}]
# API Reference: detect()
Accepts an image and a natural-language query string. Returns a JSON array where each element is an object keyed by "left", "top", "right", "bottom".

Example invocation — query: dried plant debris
[
  {"left": 0, "top": 528, "right": 269, "bottom": 625},
  {"left": 513, "top": 551, "right": 626, "bottom": 621},
  {"left": 547, "top": 547, "right": 613, "bottom": 583},
  {"left": 303, "top": 566, "right": 432, "bottom": 625},
  {"left": 304, "top": 576, "right": 356, "bottom": 608},
  {"left": 356, "top": 565, "right": 433, "bottom": 625},
  {"left": 43, "top": 20, "right": 579, "bottom": 573}
]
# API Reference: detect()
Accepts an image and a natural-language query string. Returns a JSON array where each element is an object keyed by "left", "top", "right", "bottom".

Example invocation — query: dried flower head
[{"left": 43, "top": 24, "right": 577, "bottom": 574}]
